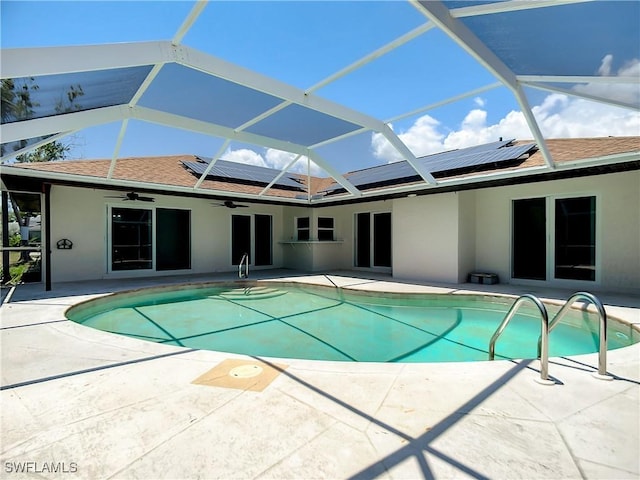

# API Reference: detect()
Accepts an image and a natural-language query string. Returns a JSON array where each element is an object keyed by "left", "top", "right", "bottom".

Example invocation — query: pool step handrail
[
  {"left": 489, "top": 294, "right": 552, "bottom": 382},
  {"left": 238, "top": 253, "right": 249, "bottom": 279},
  {"left": 537, "top": 291, "right": 609, "bottom": 379}
]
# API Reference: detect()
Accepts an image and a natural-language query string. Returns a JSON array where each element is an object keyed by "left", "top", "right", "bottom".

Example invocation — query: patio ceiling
[{"left": 1, "top": 0, "right": 638, "bottom": 204}]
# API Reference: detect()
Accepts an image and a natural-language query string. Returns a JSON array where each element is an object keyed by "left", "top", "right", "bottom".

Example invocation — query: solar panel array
[
  {"left": 322, "top": 140, "right": 536, "bottom": 194},
  {"left": 182, "top": 157, "right": 304, "bottom": 190}
]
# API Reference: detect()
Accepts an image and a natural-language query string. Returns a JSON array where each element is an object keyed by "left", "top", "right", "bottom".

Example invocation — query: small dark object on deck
[{"left": 469, "top": 272, "right": 499, "bottom": 285}]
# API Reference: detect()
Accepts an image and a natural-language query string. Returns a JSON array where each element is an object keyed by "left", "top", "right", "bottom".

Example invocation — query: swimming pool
[{"left": 66, "top": 282, "right": 638, "bottom": 363}]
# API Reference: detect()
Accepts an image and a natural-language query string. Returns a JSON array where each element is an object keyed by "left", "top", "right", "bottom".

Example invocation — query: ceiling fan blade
[{"left": 138, "top": 196, "right": 155, "bottom": 202}]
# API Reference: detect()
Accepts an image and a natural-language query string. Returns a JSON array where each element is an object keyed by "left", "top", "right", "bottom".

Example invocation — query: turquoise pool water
[{"left": 66, "top": 283, "right": 637, "bottom": 363}]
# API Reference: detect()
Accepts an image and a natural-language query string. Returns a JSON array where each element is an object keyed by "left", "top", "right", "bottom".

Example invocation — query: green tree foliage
[
  {"left": 1, "top": 77, "right": 83, "bottom": 161},
  {"left": 15, "top": 141, "right": 70, "bottom": 163}
]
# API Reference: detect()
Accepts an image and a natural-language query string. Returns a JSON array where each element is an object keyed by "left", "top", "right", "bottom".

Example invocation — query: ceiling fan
[
  {"left": 106, "top": 191, "right": 155, "bottom": 202},
  {"left": 212, "top": 200, "right": 249, "bottom": 209}
]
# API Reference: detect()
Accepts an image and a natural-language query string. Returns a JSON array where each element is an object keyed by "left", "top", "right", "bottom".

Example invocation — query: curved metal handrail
[
  {"left": 489, "top": 294, "right": 551, "bottom": 381},
  {"left": 538, "top": 292, "right": 608, "bottom": 377},
  {"left": 238, "top": 253, "right": 249, "bottom": 278}
]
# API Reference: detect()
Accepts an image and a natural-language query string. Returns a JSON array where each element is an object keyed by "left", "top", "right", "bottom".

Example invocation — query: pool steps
[{"left": 213, "top": 286, "right": 287, "bottom": 301}]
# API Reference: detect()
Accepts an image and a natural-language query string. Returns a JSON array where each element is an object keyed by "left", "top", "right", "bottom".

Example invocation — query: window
[
  {"left": 112, "top": 208, "right": 152, "bottom": 270},
  {"left": 296, "top": 217, "right": 310, "bottom": 241},
  {"left": 317, "top": 217, "right": 334, "bottom": 241},
  {"left": 110, "top": 207, "right": 191, "bottom": 272},
  {"left": 512, "top": 195, "right": 597, "bottom": 282},
  {"left": 555, "top": 197, "right": 596, "bottom": 281}
]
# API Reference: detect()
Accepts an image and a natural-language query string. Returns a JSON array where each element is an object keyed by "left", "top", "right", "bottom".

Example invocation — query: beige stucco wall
[
  {"left": 49, "top": 186, "right": 108, "bottom": 281},
  {"left": 457, "top": 191, "right": 477, "bottom": 283},
  {"left": 42, "top": 170, "right": 640, "bottom": 291},
  {"left": 392, "top": 193, "right": 460, "bottom": 283}
]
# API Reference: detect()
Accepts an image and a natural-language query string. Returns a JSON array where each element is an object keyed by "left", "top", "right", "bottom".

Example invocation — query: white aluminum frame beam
[
  {"left": 385, "top": 81, "right": 502, "bottom": 124},
  {"left": 523, "top": 82, "right": 639, "bottom": 111},
  {"left": 3, "top": 39, "right": 434, "bottom": 190},
  {"left": 305, "top": 22, "right": 435, "bottom": 94},
  {"left": 518, "top": 75, "right": 640, "bottom": 85},
  {"left": 451, "top": 0, "right": 592, "bottom": 18},
  {"left": 193, "top": 139, "right": 231, "bottom": 189},
  {"left": 411, "top": 0, "right": 555, "bottom": 170},
  {"left": 1, "top": 105, "right": 129, "bottom": 143},
  {"left": 172, "top": 1, "right": 208, "bottom": 45},
  {"left": 307, "top": 151, "right": 361, "bottom": 197},
  {"left": 0, "top": 131, "right": 74, "bottom": 163},
  {"left": 259, "top": 154, "right": 302, "bottom": 197},
  {"left": 1, "top": 42, "right": 172, "bottom": 78},
  {"left": 131, "top": 106, "right": 362, "bottom": 197}
]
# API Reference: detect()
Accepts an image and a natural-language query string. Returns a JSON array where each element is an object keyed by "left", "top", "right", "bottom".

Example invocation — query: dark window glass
[
  {"left": 355, "top": 213, "right": 370, "bottom": 268},
  {"left": 297, "top": 217, "right": 310, "bottom": 240},
  {"left": 373, "top": 213, "right": 392, "bottom": 267},
  {"left": 512, "top": 198, "right": 546, "bottom": 280},
  {"left": 157, "top": 208, "right": 190, "bottom": 271},
  {"left": 555, "top": 197, "right": 596, "bottom": 281},
  {"left": 318, "top": 217, "right": 334, "bottom": 241},
  {"left": 232, "top": 215, "right": 251, "bottom": 265},
  {"left": 254, "top": 214, "right": 272, "bottom": 266},
  {"left": 112, "top": 208, "right": 152, "bottom": 270},
  {"left": 318, "top": 217, "right": 333, "bottom": 229},
  {"left": 318, "top": 229, "right": 333, "bottom": 241}
]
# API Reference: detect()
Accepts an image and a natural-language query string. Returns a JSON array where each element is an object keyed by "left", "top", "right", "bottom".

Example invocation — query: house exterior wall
[
  {"left": 48, "top": 186, "right": 286, "bottom": 282},
  {"left": 457, "top": 191, "right": 477, "bottom": 283},
  {"left": 475, "top": 170, "right": 640, "bottom": 292},
  {"left": 41, "top": 169, "right": 640, "bottom": 292},
  {"left": 392, "top": 193, "right": 460, "bottom": 283},
  {"left": 49, "top": 185, "right": 108, "bottom": 282}
]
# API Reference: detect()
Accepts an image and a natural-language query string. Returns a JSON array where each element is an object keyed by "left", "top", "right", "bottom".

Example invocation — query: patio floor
[{"left": 1, "top": 271, "right": 639, "bottom": 479}]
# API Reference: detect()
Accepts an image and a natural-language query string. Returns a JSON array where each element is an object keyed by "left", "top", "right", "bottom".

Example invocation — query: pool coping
[{"left": 1, "top": 271, "right": 639, "bottom": 479}]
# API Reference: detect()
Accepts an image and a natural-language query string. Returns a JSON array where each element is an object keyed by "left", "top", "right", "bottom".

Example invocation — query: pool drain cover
[{"left": 229, "top": 364, "right": 263, "bottom": 379}]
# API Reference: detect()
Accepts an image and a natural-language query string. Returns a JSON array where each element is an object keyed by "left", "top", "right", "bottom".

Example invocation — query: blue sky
[{"left": 2, "top": 1, "right": 639, "bottom": 174}]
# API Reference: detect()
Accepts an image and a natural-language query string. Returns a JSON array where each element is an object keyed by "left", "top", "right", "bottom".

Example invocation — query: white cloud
[
  {"left": 371, "top": 56, "right": 640, "bottom": 163},
  {"left": 220, "top": 147, "right": 322, "bottom": 176},
  {"left": 473, "top": 96, "right": 486, "bottom": 107},
  {"left": 574, "top": 56, "right": 640, "bottom": 106},
  {"left": 221, "top": 148, "right": 266, "bottom": 167},
  {"left": 264, "top": 149, "right": 323, "bottom": 176}
]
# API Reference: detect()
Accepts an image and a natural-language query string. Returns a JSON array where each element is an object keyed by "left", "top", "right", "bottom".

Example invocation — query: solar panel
[
  {"left": 183, "top": 158, "right": 304, "bottom": 190},
  {"left": 322, "top": 141, "right": 535, "bottom": 193}
]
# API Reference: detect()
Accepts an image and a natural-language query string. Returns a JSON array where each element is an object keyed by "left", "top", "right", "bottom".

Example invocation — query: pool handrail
[
  {"left": 489, "top": 294, "right": 551, "bottom": 381},
  {"left": 238, "top": 253, "right": 249, "bottom": 278},
  {"left": 538, "top": 291, "right": 608, "bottom": 378}
]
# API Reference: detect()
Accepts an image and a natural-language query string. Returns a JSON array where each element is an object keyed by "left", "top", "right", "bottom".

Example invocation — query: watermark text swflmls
[{"left": 5, "top": 461, "right": 78, "bottom": 474}]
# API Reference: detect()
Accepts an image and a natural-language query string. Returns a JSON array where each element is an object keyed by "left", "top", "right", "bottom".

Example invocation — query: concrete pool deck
[{"left": 1, "top": 271, "right": 638, "bottom": 479}]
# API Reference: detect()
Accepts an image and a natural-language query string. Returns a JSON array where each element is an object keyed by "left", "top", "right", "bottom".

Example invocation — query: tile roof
[{"left": 5, "top": 137, "right": 639, "bottom": 201}]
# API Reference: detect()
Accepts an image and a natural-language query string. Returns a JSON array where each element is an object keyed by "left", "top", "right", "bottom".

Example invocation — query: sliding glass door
[
  {"left": 512, "top": 196, "right": 597, "bottom": 282},
  {"left": 231, "top": 214, "right": 272, "bottom": 266},
  {"left": 355, "top": 212, "right": 391, "bottom": 269}
]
